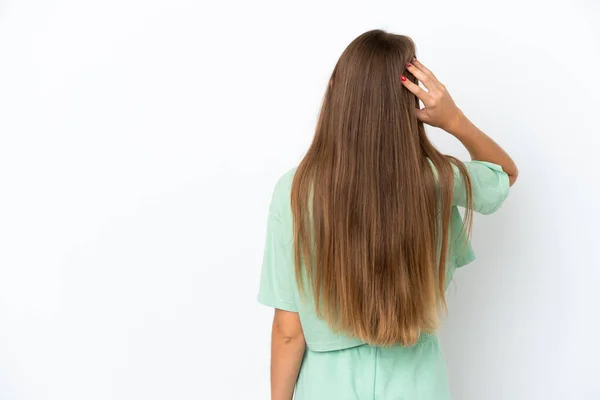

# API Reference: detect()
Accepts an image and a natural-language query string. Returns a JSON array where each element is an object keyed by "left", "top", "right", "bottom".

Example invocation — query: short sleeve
[
  {"left": 453, "top": 160, "right": 510, "bottom": 215},
  {"left": 257, "top": 212, "right": 298, "bottom": 312}
]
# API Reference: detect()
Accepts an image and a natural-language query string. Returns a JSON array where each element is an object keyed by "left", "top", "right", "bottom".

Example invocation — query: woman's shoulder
[
  {"left": 275, "top": 167, "right": 298, "bottom": 190},
  {"left": 268, "top": 167, "right": 298, "bottom": 217}
]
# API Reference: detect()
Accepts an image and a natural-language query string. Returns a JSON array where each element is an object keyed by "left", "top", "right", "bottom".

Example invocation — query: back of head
[{"left": 291, "top": 29, "right": 472, "bottom": 346}]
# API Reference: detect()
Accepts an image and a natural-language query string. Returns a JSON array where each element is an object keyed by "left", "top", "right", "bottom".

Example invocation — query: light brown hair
[{"left": 290, "top": 29, "right": 474, "bottom": 346}]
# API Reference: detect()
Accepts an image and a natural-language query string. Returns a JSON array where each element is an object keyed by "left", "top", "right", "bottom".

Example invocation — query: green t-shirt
[{"left": 258, "top": 160, "right": 510, "bottom": 352}]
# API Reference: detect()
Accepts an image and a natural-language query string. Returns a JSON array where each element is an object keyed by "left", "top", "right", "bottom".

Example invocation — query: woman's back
[{"left": 259, "top": 158, "right": 509, "bottom": 352}]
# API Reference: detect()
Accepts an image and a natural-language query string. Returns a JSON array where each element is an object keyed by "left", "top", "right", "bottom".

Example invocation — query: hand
[{"left": 401, "top": 59, "right": 464, "bottom": 133}]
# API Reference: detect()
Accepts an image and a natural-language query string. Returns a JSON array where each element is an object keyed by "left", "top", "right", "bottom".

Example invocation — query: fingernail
[
  {"left": 401, "top": 75, "right": 407, "bottom": 81},
  {"left": 407, "top": 63, "right": 412, "bottom": 67}
]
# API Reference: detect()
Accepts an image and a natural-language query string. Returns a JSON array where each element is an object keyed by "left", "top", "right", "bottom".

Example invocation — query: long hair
[{"left": 290, "top": 29, "right": 474, "bottom": 346}]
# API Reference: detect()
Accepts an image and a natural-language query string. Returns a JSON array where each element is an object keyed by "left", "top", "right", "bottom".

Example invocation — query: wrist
[{"left": 444, "top": 109, "right": 469, "bottom": 137}]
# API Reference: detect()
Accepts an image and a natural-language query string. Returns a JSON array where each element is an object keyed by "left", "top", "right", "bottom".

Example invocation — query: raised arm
[{"left": 444, "top": 111, "right": 519, "bottom": 186}]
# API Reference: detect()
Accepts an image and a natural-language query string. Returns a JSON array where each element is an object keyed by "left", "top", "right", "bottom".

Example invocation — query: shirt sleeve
[
  {"left": 453, "top": 160, "right": 510, "bottom": 215},
  {"left": 257, "top": 212, "right": 298, "bottom": 312}
]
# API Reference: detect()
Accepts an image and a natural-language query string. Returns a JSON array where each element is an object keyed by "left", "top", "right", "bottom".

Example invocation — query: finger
[
  {"left": 411, "top": 59, "right": 440, "bottom": 85},
  {"left": 400, "top": 75, "right": 433, "bottom": 105},
  {"left": 406, "top": 62, "right": 438, "bottom": 91}
]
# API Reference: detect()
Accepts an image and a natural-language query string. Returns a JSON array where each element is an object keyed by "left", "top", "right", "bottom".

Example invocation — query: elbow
[
  {"left": 508, "top": 166, "right": 519, "bottom": 187},
  {"left": 277, "top": 329, "right": 305, "bottom": 345},
  {"left": 274, "top": 323, "right": 305, "bottom": 345},
  {"left": 281, "top": 334, "right": 304, "bottom": 345},
  {"left": 272, "top": 309, "right": 305, "bottom": 347},
  {"left": 276, "top": 332, "right": 306, "bottom": 352}
]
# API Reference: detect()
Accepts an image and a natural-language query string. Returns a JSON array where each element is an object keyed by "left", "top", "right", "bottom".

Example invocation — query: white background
[{"left": 0, "top": 0, "right": 599, "bottom": 399}]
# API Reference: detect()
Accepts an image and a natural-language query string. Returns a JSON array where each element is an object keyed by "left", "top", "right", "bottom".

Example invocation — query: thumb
[{"left": 415, "top": 108, "right": 430, "bottom": 123}]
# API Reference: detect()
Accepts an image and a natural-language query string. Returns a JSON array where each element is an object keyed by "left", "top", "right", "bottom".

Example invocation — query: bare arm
[
  {"left": 445, "top": 111, "right": 518, "bottom": 186},
  {"left": 402, "top": 59, "right": 519, "bottom": 186},
  {"left": 271, "top": 309, "right": 306, "bottom": 400}
]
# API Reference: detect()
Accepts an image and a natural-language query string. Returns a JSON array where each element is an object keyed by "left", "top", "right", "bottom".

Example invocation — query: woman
[{"left": 257, "top": 29, "right": 518, "bottom": 400}]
